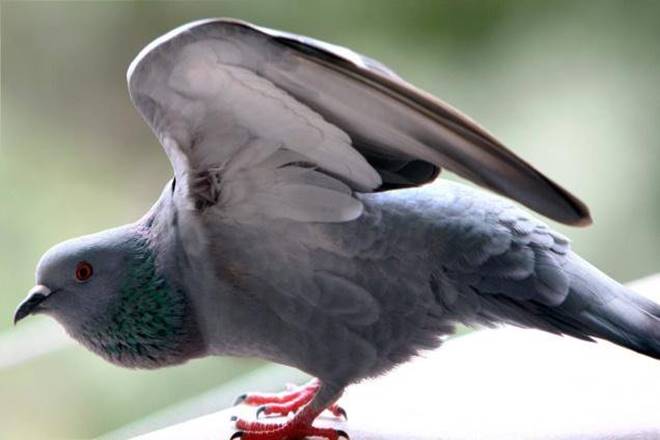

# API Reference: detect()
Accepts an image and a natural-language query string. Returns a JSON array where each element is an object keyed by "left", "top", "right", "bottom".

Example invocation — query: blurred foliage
[{"left": 1, "top": 1, "right": 660, "bottom": 438}]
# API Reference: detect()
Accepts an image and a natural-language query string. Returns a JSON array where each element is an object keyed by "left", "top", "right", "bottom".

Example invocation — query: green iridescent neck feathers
[{"left": 78, "top": 236, "right": 201, "bottom": 368}]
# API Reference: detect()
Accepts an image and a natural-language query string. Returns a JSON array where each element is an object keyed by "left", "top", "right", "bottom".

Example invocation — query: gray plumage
[{"left": 15, "top": 18, "right": 660, "bottom": 436}]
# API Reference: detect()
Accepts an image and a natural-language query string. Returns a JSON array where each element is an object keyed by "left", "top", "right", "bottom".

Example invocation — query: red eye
[{"left": 75, "top": 261, "right": 94, "bottom": 282}]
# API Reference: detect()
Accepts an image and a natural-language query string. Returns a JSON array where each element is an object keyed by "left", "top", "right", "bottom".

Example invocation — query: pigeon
[{"left": 14, "top": 19, "right": 660, "bottom": 440}]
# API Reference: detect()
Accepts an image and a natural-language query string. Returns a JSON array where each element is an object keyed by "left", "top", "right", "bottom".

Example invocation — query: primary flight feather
[{"left": 15, "top": 19, "right": 659, "bottom": 440}]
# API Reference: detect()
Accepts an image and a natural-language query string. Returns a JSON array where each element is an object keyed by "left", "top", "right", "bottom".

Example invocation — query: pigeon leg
[
  {"left": 230, "top": 381, "right": 347, "bottom": 440},
  {"left": 236, "top": 378, "right": 346, "bottom": 419}
]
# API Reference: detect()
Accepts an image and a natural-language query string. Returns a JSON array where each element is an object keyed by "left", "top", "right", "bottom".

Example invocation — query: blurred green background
[{"left": 2, "top": 1, "right": 660, "bottom": 438}]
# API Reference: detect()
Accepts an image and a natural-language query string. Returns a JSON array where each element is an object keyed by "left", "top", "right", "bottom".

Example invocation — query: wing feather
[{"left": 128, "top": 18, "right": 591, "bottom": 225}]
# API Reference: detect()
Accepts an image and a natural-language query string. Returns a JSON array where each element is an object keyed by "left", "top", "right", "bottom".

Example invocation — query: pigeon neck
[{"left": 79, "top": 230, "right": 204, "bottom": 368}]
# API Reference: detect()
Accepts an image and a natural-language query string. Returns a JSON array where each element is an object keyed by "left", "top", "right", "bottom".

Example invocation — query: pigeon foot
[
  {"left": 230, "top": 423, "right": 348, "bottom": 440},
  {"left": 230, "top": 412, "right": 348, "bottom": 440},
  {"left": 235, "top": 378, "right": 346, "bottom": 419}
]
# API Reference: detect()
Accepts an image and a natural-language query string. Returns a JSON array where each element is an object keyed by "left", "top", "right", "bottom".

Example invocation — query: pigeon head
[
  {"left": 15, "top": 226, "right": 136, "bottom": 327},
  {"left": 15, "top": 224, "right": 204, "bottom": 368}
]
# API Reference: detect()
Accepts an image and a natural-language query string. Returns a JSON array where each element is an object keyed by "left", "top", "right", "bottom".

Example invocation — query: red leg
[
  {"left": 234, "top": 379, "right": 319, "bottom": 406},
  {"left": 230, "top": 381, "right": 348, "bottom": 440},
  {"left": 236, "top": 378, "right": 347, "bottom": 420},
  {"left": 231, "top": 425, "right": 347, "bottom": 440},
  {"left": 231, "top": 406, "right": 348, "bottom": 440},
  {"left": 256, "top": 392, "right": 315, "bottom": 418}
]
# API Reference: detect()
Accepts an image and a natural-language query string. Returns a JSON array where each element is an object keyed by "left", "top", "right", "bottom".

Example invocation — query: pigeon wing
[{"left": 127, "top": 18, "right": 590, "bottom": 225}]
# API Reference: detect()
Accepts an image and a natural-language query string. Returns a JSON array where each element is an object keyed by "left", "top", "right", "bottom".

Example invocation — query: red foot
[
  {"left": 235, "top": 379, "right": 319, "bottom": 406},
  {"left": 230, "top": 418, "right": 348, "bottom": 440},
  {"left": 235, "top": 379, "right": 347, "bottom": 420}
]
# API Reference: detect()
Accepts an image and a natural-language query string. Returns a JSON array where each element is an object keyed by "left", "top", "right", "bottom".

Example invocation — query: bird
[{"left": 14, "top": 18, "right": 660, "bottom": 440}]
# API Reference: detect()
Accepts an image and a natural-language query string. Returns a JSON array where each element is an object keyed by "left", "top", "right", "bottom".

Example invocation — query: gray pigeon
[{"left": 14, "top": 19, "right": 660, "bottom": 440}]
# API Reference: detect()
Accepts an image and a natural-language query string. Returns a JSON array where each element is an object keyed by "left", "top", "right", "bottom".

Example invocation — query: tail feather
[
  {"left": 555, "top": 254, "right": 660, "bottom": 360},
  {"left": 577, "top": 295, "right": 660, "bottom": 360}
]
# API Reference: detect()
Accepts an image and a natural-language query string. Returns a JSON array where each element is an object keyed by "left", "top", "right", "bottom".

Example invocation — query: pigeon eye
[{"left": 75, "top": 261, "right": 94, "bottom": 282}]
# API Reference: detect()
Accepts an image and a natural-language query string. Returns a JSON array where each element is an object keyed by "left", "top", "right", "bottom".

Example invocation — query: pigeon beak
[{"left": 14, "top": 285, "right": 53, "bottom": 325}]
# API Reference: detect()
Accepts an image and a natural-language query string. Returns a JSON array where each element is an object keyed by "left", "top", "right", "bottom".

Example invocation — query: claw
[
  {"left": 233, "top": 393, "right": 247, "bottom": 406},
  {"left": 334, "top": 406, "right": 348, "bottom": 420},
  {"left": 230, "top": 415, "right": 238, "bottom": 422},
  {"left": 255, "top": 405, "right": 266, "bottom": 419},
  {"left": 230, "top": 431, "right": 243, "bottom": 440},
  {"left": 336, "top": 429, "right": 350, "bottom": 440}
]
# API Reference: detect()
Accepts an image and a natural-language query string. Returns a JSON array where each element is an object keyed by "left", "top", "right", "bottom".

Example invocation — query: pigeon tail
[
  {"left": 556, "top": 255, "right": 660, "bottom": 360},
  {"left": 578, "top": 289, "right": 660, "bottom": 360}
]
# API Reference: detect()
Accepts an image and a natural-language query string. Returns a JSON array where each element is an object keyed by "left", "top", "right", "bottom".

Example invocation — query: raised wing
[{"left": 128, "top": 18, "right": 591, "bottom": 225}]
